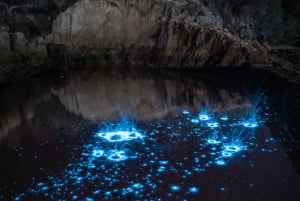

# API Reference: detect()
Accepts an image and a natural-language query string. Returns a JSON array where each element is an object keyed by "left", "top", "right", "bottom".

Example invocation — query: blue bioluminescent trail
[{"left": 6, "top": 105, "right": 295, "bottom": 201}]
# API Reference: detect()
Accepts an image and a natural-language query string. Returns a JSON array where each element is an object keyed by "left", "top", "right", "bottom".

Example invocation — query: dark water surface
[{"left": 0, "top": 68, "right": 299, "bottom": 201}]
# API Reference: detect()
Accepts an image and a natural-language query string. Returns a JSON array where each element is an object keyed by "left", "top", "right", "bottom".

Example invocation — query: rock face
[
  {"left": 0, "top": 0, "right": 299, "bottom": 82},
  {"left": 46, "top": 0, "right": 268, "bottom": 68}
]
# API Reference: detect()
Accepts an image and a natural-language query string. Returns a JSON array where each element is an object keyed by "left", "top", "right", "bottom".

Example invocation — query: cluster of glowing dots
[
  {"left": 10, "top": 107, "right": 269, "bottom": 201},
  {"left": 221, "top": 144, "right": 243, "bottom": 158},
  {"left": 189, "top": 109, "right": 260, "bottom": 129},
  {"left": 170, "top": 185, "right": 200, "bottom": 194},
  {"left": 93, "top": 129, "right": 143, "bottom": 162}
]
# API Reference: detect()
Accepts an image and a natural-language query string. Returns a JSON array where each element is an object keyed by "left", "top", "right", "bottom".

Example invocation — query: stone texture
[
  {"left": 11, "top": 32, "right": 28, "bottom": 55},
  {"left": 0, "top": 0, "right": 298, "bottom": 82},
  {"left": 46, "top": 0, "right": 269, "bottom": 67},
  {"left": 0, "top": 31, "right": 10, "bottom": 51}
]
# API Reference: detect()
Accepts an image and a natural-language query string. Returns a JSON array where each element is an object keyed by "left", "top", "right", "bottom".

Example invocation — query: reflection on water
[{"left": 0, "top": 69, "right": 299, "bottom": 201}]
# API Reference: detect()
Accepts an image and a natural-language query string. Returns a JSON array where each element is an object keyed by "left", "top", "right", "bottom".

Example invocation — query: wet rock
[
  {"left": 0, "top": 31, "right": 10, "bottom": 51},
  {"left": 11, "top": 32, "right": 28, "bottom": 55}
]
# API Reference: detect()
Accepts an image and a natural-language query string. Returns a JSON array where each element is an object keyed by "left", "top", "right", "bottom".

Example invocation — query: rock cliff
[{"left": 0, "top": 0, "right": 299, "bottom": 82}]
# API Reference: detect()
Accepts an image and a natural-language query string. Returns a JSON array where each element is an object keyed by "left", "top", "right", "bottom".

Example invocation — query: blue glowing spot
[
  {"left": 132, "top": 183, "right": 144, "bottom": 189},
  {"left": 170, "top": 185, "right": 181, "bottom": 191},
  {"left": 72, "top": 195, "right": 78, "bottom": 200},
  {"left": 220, "top": 116, "right": 229, "bottom": 121},
  {"left": 97, "top": 130, "right": 143, "bottom": 142},
  {"left": 222, "top": 151, "right": 233, "bottom": 157},
  {"left": 199, "top": 114, "right": 210, "bottom": 121},
  {"left": 105, "top": 191, "right": 111, "bottom": 196},
  {"left": 85, "top": 197, "right": 93, "bottom": 201},
  {"left": 41, "top": 186, "right": 49, "bottom": 191},
  {"left": 159, "top": 160, "right": 169, "bottom": 165},
  {"left": 106, "top": 150, "right": 128, "bottom": 162},
  {"left": 220, "top": 187, "right": 226, "bottom": 192},
  {"left": 188, "top": 186, "right": 200, "bottom": 194},
  {"left": 182, "top": 109, "right": 190, "bottom": 115},
  {"left": 37, "top": 182, "right": 45, "bottom": 187},
  {"left": 157, "top": 166, "right": 166, "bottom": 172},
  {"left": 207, "top": 139, "right": 221, "bottom": 144},
  {"left": 215, "top": 160, "right": 226, "bottom": 166},
  {"left": 92, "top": 149, "right": 104, "bottom": 157},
  {"left": 191, "top": 118, "right": 200, "bottom": 123},
  {"left": 207, "top": 122, "right": 219, "bottom": 128},
  {"left": 224, "top": 144, "right": 242, "bottom": 153},
  {"left": 242, "top": 122, "right": 258, "bottom": 128},
  {"left": 93, "top": 190, "right": 101, "bottom": 195}
]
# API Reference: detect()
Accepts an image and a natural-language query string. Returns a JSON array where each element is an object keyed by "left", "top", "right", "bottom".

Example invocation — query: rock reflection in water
[{"left": 0, "top": 70, "right": 251, "bottom": 140}]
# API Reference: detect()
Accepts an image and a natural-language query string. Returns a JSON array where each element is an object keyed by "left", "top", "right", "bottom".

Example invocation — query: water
[{"left": 0, "top": 69, "right": 299, "bottom": 201}]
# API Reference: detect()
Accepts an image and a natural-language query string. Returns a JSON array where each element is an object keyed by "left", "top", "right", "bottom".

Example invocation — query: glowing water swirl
[
  {"left": 97, "top": 130, "right": 143, "bottom": 142},
  {"left": 106, "top": 150, "right": 128, "bottom": 162}
]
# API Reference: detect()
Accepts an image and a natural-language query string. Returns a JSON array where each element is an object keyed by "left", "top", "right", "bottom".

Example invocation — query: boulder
[{"left": 0, "top": 31, "right": 10, "bottom": 51}]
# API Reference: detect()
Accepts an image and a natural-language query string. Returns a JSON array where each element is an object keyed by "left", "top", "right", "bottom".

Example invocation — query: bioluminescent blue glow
[
  {"left": 198, "top": 110, "right": 211, "bottom": 121},
  {"left": 191, "top": 118, "right": 200, "bottom": 123},
  {"left": 220, "top": 116, "right": 229, "bottom": 121},
  {"left": 182, "top": 109, "right": 190, "bottom": 115},
  {"left": 215, "top": 159, "right": 226, "bottom": 166},
  {"left": 170, "top": 185, "right": 181, "bottom": 191},
  {"left": 9, "top": 102, "right": 283, "bottom": 201},
  {"left": 188, "top": 186, "right": 200, "bottom": 194},
  {"left": 242, "top": 122, "right": 258, "bottom": 128},
  {"left": 221, "top": 151, "right": 233, "bottom": 157},
  {"left": 92, "top": 149, "right": 104, "bottom": 157},
  {"left": 97, "top": 130, "right": 143, "bottom": 142},
  {"left": 224, "top": 144, "right": 243, "bottom": 153},
  {"left": 207, "top": 122, "right": 219, "bottom": 128},
  {"left": 207, "top": 138, "right": 221, "bottom": 144},
  {"left": 106, "top": 150, "right": 129, "bottom": 162},
  {"left": 199, "top": 114, "right": 210, "bottom": 121}
]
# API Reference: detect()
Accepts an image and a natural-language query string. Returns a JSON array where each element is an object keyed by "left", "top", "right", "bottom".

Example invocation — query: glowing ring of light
[
  {"left": 207, "top": 139, "right": 221, "bottom": 144},
  {"left": 221, "top": 151, "right": 233, "bottom": 157},
  {"left": 243, "top": 122, "right": 258, "bottom": 128},
  {"left": 97, "top": 131, "right": 143, "bottom": 142},
  {"left": 207, "top": 122, "right": 219, "bottom": 128},
  {"left": 224, "top": 145, "right": 242, "bottom": 152},
  {"left": 106, "top": 150, "right": 128, "bottom": 162},
  {"left": 199, "top": 115, "right": 210, "bottom": 121},
  {"left": 92, "top": 149, "right": 104, "bottom": 157},
  {"left": 215, "top": 160, "right": 226, "bottom": 166}
]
